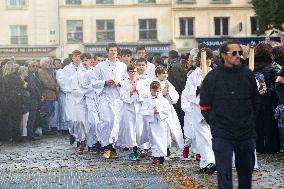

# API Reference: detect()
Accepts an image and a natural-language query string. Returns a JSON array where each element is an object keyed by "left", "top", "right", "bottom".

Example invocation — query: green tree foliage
[{"left": 251, "top": 0, "right": 284, "bottom": 35}]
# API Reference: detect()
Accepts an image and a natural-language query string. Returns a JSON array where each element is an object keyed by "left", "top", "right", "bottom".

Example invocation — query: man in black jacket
[
  {"left": 200, "top": 41, "right": 259, "bottom": 189},
  {"left": 26, "top": 60, "right": 42, "bottom": 140}
]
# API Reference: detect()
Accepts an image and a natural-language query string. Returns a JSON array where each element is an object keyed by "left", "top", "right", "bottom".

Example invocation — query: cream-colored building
[
  {"left": 0, "top": 0, "right": 59, "bottom": 62},
  {"left": 1, "top": 0, "right": 277, "bottom": 61},
  {"left": 59, "top": 0, "right": 173, "bottom": 58},
  {"left": 173, "top": 0, "right": 263, "bottom": 52}
]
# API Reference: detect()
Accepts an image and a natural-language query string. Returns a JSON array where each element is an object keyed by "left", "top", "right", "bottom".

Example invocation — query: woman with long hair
[{"left": 1, "top": 61, "right": 26, "bottom": 142}]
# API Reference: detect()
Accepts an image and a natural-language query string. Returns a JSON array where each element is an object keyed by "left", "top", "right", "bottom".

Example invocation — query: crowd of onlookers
[{"left": 0, "top": 41, "right": 283, "bottom": 154}]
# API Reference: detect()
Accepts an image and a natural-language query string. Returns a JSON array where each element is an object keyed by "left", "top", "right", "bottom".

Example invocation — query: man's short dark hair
[
  {"left": 136, "top": 57, "right": 147, "bottom": 65},
  {"left": 53, "top": 58, "right": 61, "bottom": 64},
  {"left": 168, "top": 50, "right": 180, "bottom": 60},
  {"left": 150, "top": 81, "right": 161, "bottom": 90},
  {"left": 80, "top": 53, "right": 92, "bottom": 60},
  {"left": 120, "top": 49, "right": 132, "bottom": 56},
  {"left": 219, "top": 40, "right": 241, "bottom": 57},
  {"left": 106, "top": 43, "right": 118, "bottom": 52},
  {"left": 136, "top": 45, "right": 146, "bottom": 53}
]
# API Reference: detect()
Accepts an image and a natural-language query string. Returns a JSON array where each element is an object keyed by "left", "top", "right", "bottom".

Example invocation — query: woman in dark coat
[
  {"left": 273, "top": 46, "right": 284, "bottom": 151},
  {"left": 254, "top": 43, "right": 280, "bottom": 154},
  {"left": 1, "top": 62, "right": 26, "bottom": 142},
  {"left": 0, "top": 59, "right": 10, "bottom": 140}
]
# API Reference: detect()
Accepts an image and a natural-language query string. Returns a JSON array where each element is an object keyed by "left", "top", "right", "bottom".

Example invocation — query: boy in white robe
[
  {"left": 82, "top": 61, "right": 100, "bottom": 153},
  {"left": 90, "top": 43, "right": 127, "bottom": 159},
  {"left": 155, "top": 66, "right": 184, "bottom": 157},
  {"left": 142, "top": 81, "right": 172, "bottom": 165},
  {"left": 134, "top": 58, "right": 153, "bottom": 158},
  {"left": 183, "top": 49, "right": 216, "bottom": 174},
  {"left": 63, "top": 53, "right": 91, "bottom": 154},
  {"left": 135, "top": 45, "right": 156, "bottom": 79},
  {"left": 117, "top": 64, "right": 140, "bottom": 160},
  {"left": 57, "top": 50, "right": 82, "bottom": 145}
]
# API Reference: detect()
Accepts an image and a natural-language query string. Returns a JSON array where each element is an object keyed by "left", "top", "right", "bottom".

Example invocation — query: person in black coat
[
  {"left": 200, "top": 41, "right": 259, "bottom": 189},
  {"left": 1, "top": 62, "right": 26, "bottom": 142},
  {"left": 0, "top": 59, "right": 10, "bottom": 140},
  {"left": 273, "top": 46, "right": 284, "bottom": 151},
  {"left": 25, "top": 60, "right": 42, "bottom": 140},
  {"left": 253, "top": 43, "right": 280, "bottom": 154}
]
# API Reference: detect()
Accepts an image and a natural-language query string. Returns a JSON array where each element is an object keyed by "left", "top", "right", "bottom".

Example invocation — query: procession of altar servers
[{"left": 55, "top": 55, "right": 217, "bottom": 168}]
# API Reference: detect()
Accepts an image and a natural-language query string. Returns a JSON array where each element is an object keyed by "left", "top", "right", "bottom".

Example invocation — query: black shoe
[
  {"left": 43, "top": 130, "right": 54, "bottom": 135},
  {"left": 69, "top": 135, "right": 75, "bottom": 145},
  {"left": 27, "top": 136, "right": 40, "bottom": 141},
  {"left": 94, "top": 142, "right": 102, "bottom": 153},
  {"left": 201, "top": 163, "right": 216, "bottom": 175},
  {"left": 159, "top": 157, "right": 165, "bottom": 164},
  {"left": 167, "top": 148, "right": 171, "bottom": 157},
  {"left": 12, "top": 137, "right": 24, "bottom": 142}
]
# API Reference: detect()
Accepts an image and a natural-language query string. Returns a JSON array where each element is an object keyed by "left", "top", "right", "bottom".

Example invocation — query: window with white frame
[
  {"left": 96, "top": 0, "right": 113, "bottom": 4},
  {"left": 8, "top": 0, "right": 26, "bottom": 8},
  {"left": 176, "top": 0, "right": 196, "bottom": 3},
  {"left": 10, "top": 25, "right": 28, "bottom": 45},
  {"left": 67, "top": 20, "right": 83, "bottom": 43},
  {"left": 139, "top": 19, "right": 157, "bottom": 40},
  {"left": 138, "top": 0, "right": 156, "bottom": 3},
  {"left": 250, "top": 17, "right": 264, "bottom": 35},
  {"left": 66, "top": 0, "right": 81, "bottom": 4},
  {"left": 211, "top": 0, "right": 230, "bottom": 3},
  {"left": 214, "top": 17, "right": 229, "bottom": 36},
  {"left": 96, "top": 20, "right": 115, "bottom": 42},
  {"left": 179, "top": 17, "right": 194, "bottom": 36}
]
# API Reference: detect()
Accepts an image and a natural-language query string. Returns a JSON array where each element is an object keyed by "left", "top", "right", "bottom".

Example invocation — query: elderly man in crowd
[{"left": 38, "top": 57, "right": 59, "bottom": 135}]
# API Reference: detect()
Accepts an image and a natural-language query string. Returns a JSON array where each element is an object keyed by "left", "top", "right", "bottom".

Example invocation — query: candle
[
  {"left": 249, "top": 46, "right": 254, "bottom": 71},
  {"left": 201, "top": 49, "right": 208, "bottom": 79}
]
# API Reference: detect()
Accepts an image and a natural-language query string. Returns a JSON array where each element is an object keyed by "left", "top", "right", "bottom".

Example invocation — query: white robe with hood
[
  {"left": 184, "top": 67, "right": 215, "bottom": 168},
  {"left": 90, "top": 60, "right": 127, "bottom": 147}
]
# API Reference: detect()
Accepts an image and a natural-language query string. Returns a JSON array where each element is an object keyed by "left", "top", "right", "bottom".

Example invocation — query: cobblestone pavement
[{"left": 0, "top": 134, "right": 283, "bottom": 189}]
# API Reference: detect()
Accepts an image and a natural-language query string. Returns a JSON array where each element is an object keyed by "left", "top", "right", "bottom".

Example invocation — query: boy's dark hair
[
  {"left": 120, "top": 49, "right": 132, "bottom": 56},
  {"left": 127, "top": 63, "right": 137, "bottom": 72},
  {"left": 136, "top": 57, "right": 147, "bottom": 65},
  {"left": 80, "top": 53, "right": 92, "bottom": 61},
  {"left": 152, "top": 55, "right": 164, "bottom": 66},
  {"left": 198, "top": 43, "right": 208, "bottom": 50},
  {"left": 197, "top": 48, "right": 213, "bottom": 60},
  {"left": 136, "top": 45, "right": 146, "bottom": 53},
  {"left": 168, "top": 50, "right": 180, "bottom": 60},
  {"left": 63, "top": 58, "right": 71, "bottom": 67},
  {"left": 272, "top": 46, "right": 284, "bottom": 64},
  {"left": 219, "top": 40, "right": 241, "bottom": 57},
  {"left": 150, "top": 81, "right": 161, "bottom": 90},
  {"left": 106, "top": 43, "right": 118, "bottom": 52},
  {"left": 155, "top": 65, "right": 167, "bottom": 76},
  {"left": 93, "top": 53, "right": 104, "bottom": 60},
  {"left": 72, "top": 50, "right": 81, "bottom": 56}
]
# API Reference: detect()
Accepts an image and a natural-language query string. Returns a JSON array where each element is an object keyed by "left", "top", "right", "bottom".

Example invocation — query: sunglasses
[{"left": 226, "top": 51, "right": 243, "bottom": 56}]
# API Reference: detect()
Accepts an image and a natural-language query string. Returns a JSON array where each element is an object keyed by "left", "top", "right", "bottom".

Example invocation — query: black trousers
[{"left": 212, "top": 138, "right": 255, "bottom": 189}]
